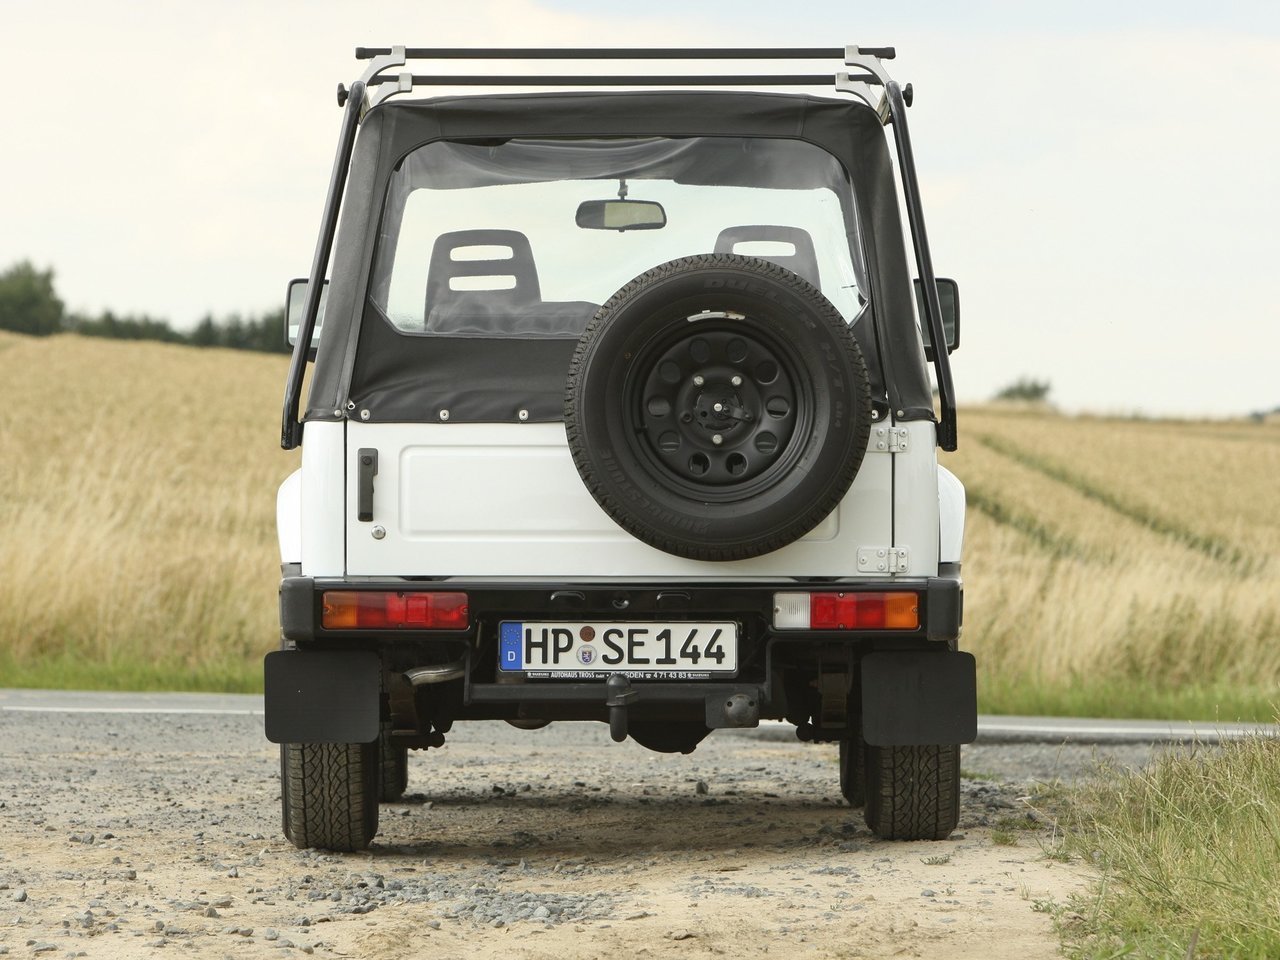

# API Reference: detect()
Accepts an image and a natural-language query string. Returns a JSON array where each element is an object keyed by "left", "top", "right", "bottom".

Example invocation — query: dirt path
[{"left": 0, "top": 711, "right": 1094, "bottom": 959}]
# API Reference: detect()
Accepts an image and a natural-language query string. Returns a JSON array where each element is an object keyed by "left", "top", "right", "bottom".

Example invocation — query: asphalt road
[{"left": 3, "top": 688, "right": 1275, "bottom": 744}]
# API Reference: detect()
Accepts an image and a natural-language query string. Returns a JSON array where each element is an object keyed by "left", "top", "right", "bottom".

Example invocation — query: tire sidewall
[{"left": 568, "top": 256, "right": 869, "bottom": 558}]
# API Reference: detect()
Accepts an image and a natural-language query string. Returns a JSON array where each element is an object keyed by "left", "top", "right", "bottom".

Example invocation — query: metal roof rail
[{"left": 337, "top": 46, "right": 899, "bottom": 111}]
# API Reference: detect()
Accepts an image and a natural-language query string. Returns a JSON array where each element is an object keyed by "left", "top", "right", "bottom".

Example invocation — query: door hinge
[
  {"left": 870, "top": 426, "right": 909, "bottom": 453},
  {"left": 857, "top": 546, "right": 910, "bottom": 574}
]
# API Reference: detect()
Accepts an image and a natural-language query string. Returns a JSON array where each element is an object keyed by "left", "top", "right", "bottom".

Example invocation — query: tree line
[{"left": 0, "top": 260, "right": 289, "bottom": 354}]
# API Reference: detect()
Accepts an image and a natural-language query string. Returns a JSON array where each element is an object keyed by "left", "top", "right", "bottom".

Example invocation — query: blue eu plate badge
[{"left": 500, "top": 622, "right": 524, "bottom": 670}]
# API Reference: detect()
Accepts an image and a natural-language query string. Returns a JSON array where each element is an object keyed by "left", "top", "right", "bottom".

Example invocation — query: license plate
[{"left": 498, "top": 621, "right": 738, "bottom": 679}]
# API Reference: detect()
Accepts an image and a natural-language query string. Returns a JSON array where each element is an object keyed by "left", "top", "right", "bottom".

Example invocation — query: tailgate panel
[{"left": 345, "top": 422, "right": 888, "bottom": 577}]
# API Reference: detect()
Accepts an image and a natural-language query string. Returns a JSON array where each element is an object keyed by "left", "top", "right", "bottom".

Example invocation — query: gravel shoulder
[{"left": 0, "top": 710, "right": 1135, "bottom": 959}]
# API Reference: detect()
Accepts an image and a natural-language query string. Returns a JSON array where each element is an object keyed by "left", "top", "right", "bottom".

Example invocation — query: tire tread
[
  {"left": 378, "top": 720, "right": 409, "bottom": 802},
  {"left": 281, "top": 742, "right": 378, "bottom": 852},
  {"left": 863, "top": 743, "right": 960, "bottom": 841}
]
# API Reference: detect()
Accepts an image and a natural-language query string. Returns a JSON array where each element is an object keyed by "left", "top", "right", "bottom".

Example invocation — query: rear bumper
[
  {"left": 280, "top": 575, "right": 963, "bottom": 645},
  {"left": 267, "top": 575, "right": 973, "bottom": 746}
]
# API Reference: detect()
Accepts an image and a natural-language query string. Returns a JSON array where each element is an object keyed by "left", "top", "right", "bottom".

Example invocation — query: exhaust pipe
[{"left": 404, "top": 660, "right": 465, "bottom": 686}]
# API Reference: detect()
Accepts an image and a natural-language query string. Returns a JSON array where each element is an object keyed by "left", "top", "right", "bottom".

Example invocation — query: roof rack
[{"left": 339, "top": 46, "right": 901, "bottom": 113}]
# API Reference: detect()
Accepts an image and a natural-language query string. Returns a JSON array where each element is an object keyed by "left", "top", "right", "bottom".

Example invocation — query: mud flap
[
  {"left": 861, "top": 651, "right": 976, "bottom": 746},
  {"left": 264, "top": 650, "right": 380, "bottom": 744}
]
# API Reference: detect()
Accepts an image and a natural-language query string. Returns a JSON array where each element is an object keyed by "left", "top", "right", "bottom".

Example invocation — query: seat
[
  {"left": 424, "top": 228, "right": 597, "bottom": 337},
  {"left": 714, "top": 225, "right": 821, "bottom": 289},
  {"left": 424, "top": 229, "right": 540, "bottom": 334}
]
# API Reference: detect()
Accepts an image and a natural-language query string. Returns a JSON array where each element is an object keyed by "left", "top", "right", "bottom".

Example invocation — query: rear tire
[
  {"left": 378, "top": 721, "right": 409, "bottom": 802},
  {"left": 280, "top": 742, "right": 379, "bottom": 851},
  {"left": 838, "top": 737, "right": 866, "bottom": 807},
  {"left": 863, "top": 743, "right": 960, "bottom": 841}
]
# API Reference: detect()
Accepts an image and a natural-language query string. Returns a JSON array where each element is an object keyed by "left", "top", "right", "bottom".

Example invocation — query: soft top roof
[
  {"left": 370, "top": 90, "right": 881, "bottom": 170},
  {"left": 303, "top": 88, "right": 936, "bottom": 426}
]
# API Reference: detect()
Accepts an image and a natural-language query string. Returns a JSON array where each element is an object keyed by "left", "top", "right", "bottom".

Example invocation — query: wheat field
[
  {"left": 947, "top": 406, "right": 1280, "bottom": 718},
  {"left": 1, "top": 334, "right": 1277, "bottom": 715},
  {"left": 0, "top": 332, "right": 296, "bottom": 689}
]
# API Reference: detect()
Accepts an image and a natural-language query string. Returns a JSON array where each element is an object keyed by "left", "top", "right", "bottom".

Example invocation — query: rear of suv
[{"left": 266, "top": 45, "right": 974, "bottom": 851}]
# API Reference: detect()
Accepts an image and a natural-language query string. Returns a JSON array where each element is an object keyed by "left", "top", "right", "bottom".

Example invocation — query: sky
[{"left": 2, "top": 0, "right": 1277, "bottom": 417}]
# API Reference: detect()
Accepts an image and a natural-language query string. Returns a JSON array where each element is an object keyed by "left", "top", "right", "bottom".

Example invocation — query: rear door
[{"left": 345, "top": 421, "right": 893, "bottom": 578}]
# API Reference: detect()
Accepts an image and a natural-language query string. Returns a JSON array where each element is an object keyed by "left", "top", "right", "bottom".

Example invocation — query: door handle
[{"left": 357, "top": 448, "right": 378, "bottom": 522}]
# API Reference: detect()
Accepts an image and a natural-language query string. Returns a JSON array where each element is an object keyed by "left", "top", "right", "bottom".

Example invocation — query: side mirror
[
  {"left": 915, "top": 277, "right": 960, "bottom": 359},
  {"left": 575, "top": 198, "right": 667, "bottom": 231},
  {"left": 285, "top": 278, "right": 328, "bottom": 358}
]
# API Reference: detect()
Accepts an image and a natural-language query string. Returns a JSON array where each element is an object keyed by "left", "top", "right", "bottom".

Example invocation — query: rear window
[{"left": 367, "top": 136, "right": 870, "bottom": 339}]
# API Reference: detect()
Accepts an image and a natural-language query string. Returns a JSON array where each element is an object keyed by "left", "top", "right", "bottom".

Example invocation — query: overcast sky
[{"left": 2, "top": 1, "right": 1277, "bottom": 416}]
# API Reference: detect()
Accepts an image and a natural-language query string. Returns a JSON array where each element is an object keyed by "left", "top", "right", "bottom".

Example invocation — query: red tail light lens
[
  {"left": 322, "top": 591, "right": 469, "bottom": 630},
  {"left": 774, "top": 592, "right": 919, "bottom": 630}
]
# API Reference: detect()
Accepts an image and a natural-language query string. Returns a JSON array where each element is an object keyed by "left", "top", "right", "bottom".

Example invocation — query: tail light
[
  {"left": 773, "top": 591, "right": 919, "bottom": 631},
  {"left": 322, "top": 591, "right": 469, "bottom": 630}
]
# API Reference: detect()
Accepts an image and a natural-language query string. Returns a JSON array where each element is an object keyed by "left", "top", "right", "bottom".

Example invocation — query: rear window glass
[{"left": 368, "top": 136, "right": 869, "bottom": 338}]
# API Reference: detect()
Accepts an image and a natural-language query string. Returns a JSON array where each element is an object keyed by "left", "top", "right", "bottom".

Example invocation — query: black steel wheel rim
[{"left": 622, "top": 310, "right": 813, "bottom": 502}]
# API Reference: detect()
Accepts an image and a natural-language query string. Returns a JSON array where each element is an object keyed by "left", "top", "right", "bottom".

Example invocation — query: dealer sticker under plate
[{"left": 499, "top": 621, "right": 738, "bottom": 679}]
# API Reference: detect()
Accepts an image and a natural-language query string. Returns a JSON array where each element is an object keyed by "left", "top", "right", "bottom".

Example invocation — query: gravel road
[{"left": 0, "top": 707, "right": 1160, "bottom": 959}]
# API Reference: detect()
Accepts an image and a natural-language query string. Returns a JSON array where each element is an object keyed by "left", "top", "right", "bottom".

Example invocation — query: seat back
[
  {"left": 714, "top": 225, "right": 821, "bottom": 288},
  {"left": 425, "top": 229, "right": 541, "bottom": 333}
]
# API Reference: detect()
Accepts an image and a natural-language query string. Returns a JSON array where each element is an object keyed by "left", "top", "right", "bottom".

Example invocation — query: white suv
[{"left": 266, "top": 45, "right": 973, "bottom": 851}]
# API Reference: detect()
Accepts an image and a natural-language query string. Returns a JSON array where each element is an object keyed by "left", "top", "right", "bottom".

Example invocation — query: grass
[
  {"left": 1053, "top": 734, "right": 1280, "bottom": 958},
  {"left": 0, "top": 647, "right": 260, "bottom": 692},
  {"left": 0, "top": 334, "right": 295, "bottom": 690},
  {"left": 1, "top": 336, "right": 1278, "bottom": 715},
  {"left": 974, "top": 431, "right": 1247, "bottom": 568},
  {"left": 947, "top": 406, "right": 1280, "bottom": 722}
]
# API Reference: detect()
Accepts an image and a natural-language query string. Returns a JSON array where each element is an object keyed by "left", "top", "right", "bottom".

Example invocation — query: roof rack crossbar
[
  {"left": 355, "top": 46, "right": 895, "bottom": 60},
  {"left": 366, "top": 73, "right": 880, "bottom": 88}
]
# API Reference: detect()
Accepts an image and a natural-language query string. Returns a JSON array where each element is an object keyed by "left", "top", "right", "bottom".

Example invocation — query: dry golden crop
[
  {"left": 2, "top": 337, "right": 1276, "bottom": 716},
  {"left": 0, "top": 334, "right": 295, "bottom": 689},
  {"left": 948, "top": 406, "right": 1280, "bottom": 718}
]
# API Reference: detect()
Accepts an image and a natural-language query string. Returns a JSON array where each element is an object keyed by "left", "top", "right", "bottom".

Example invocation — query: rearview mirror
[
  {"left": 915, "top": 277, "right": 959, "bottom": 359},
  {"left": 575, "top": 198, "right": 667, "bottom": 231},
  {"left": 285, "top": 278, "right": 328, "bottom": 357}
]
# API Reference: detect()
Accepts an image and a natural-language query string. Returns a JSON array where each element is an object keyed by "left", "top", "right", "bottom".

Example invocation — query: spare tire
[{"left": 565, "top": 254, "right": 872, "bottom": 561}]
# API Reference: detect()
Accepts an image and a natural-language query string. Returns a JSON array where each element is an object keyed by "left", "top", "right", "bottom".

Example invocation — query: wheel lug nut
[
  {"left": 693, "top": 375, "right": 705, "bottom": 386},
  {"left": 731, "top": 375, "right": 742, "bottom": 387},
  {"left": 712, "top": 434, "right": 724, "bottom": 445},
  {"left": 713, "top": 402, "right": 723, "bottom": 412}
]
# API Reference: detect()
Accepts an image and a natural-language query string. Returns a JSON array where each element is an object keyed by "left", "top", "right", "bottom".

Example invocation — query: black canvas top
[{"left": 305, "top": 90, "right": 934, "bottom": 425}]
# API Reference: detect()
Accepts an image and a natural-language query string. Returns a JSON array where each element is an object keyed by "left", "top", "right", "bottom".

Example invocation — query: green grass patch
[
  {"left": 0, "top": 650, "right": 262, "bottom": 693},
  {"left": 978, "top": 672, "right": 1279, "bottom": 723},
  {"left": 1057, "top": 735, "right": 1280, "bottom": 959}
]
